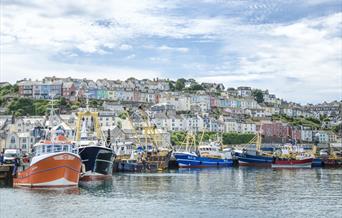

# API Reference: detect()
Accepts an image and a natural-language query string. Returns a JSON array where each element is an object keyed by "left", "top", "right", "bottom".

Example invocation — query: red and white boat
[
  {"left": 13, "top": 133, "right": 82, "bottom": 188},
  {"left": 272, "top": 157, "right": 313, "bottom": 168},
  {"left": 272, "top": 144, "right": 313, "bottom": 169}
]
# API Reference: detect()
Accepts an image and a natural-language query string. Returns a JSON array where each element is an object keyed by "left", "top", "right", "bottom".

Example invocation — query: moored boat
[
  {"left": 234, "top": 133, "right": 274, "bottom": 167},
  {"left": 174, "top": 132, "right": 233, "bottom": 168},
  {"left": 78, "top": 145, "right": 115, "bottom": 181},
  {"left": 235, "top": 151, "right": 274, "bottom": 167},
  {"left": 271, "top": 145, "right": 314, "bottom": 169},
  {"left": 14, "top": 134, "right": 82, "bottom": 188},
  {"left": 271, "top": 158, "right": 313, "bottom": 168},
  {"left": 75, "top": 101, "right": 115, "bottom": 182}
]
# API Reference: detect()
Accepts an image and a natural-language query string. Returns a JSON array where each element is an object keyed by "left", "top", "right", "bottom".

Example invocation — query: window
[
  {"left": 10, "top": 136, "right": 16, "bottom": 144},
  {"left": 42, "top": 145, "right": 46, "bottom": 153},
  {"left": 63, "top": 145, "right": 69, "bottom": 152},
  {"left": 47, "top": 145, "right": 52, "bottom": 153},
  {"left": 54, "top": 145, "right": 62, "bottom": 152}
]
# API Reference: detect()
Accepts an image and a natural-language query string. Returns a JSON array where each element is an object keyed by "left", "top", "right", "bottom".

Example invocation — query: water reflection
[
  {"left": 80, "top": 179, "right": 113, "bottom": 195},
  {"left": 1, "top": 168, "right": 341, "bottom": 218},
  {"left": 20, "top": 187, "right": 81, "bottom": 195}
]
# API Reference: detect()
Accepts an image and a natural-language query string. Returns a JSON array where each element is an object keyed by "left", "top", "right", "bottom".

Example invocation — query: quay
[{"left": 0, "top": 164, "right": 14, "bottom": 186}]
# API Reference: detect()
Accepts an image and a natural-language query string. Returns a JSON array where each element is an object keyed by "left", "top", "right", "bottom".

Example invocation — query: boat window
[
  {"left": 54, "top": 145, "right": 62, "bottom": 152},
  {"left": 63, "top": 145, "right": 69, "bottom": 152},
  {"left": 47, "top": 145, "right": 52, "bottom": 153},
  {"left": 42, "top": 145, "right": 46, "bottom": 153}
]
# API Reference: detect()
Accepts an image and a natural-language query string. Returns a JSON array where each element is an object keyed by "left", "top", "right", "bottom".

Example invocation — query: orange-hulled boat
[{"left": 14, "top": 134, "right": 82, "bottom": 188}]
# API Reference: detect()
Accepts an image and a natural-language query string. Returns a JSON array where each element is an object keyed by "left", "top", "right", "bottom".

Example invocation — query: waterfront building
[
  {"left": 237, "top": 86, "right": 252, "bottom": 97},
  {"left": 237, "top": 122, "right": 257, "bottom": 134},
  {"left": 18, "top": 80, "right": 34, "bottom": 97},
  {"left": 62, "top": 82, "right": 76, "bottom": 98},
  {"left": 301, "top": 127, "right": 313, "bottom": 142}
]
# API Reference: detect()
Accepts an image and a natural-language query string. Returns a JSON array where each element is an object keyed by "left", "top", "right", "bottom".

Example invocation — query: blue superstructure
[{"left": 234, "top": 152, "right": 274, "bottom": 166}]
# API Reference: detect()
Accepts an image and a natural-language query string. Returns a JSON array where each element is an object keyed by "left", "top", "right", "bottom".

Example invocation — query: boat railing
[{"left": 33, "top": 144, "right": 77, "bottom": 157}]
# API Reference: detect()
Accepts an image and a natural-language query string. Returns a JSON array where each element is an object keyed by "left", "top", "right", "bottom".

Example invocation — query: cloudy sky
[{"left": 0, "top": 0, "right": 341, "bottom": 104}]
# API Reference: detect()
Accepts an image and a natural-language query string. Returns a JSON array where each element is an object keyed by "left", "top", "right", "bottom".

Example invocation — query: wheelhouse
[{"left": 32, "top": 143, "right": 77, "bottom": 157}]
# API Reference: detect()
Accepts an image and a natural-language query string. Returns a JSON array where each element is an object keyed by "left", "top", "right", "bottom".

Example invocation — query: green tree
[
  {"left": 169, "top": 81, "right": 176, "bottom": 91},
  {"left": 175, "top": 78, "right": 186, "bottom": 91},
  {"left": 252, "top": 89, "right": 264, "bottom": 103},
  {"left": 222, "top": 133, "right": 255, "bottom": 144},
  {"left": 171, "top": 131, "right": 187, "bottom": 146},
  {"left": 117, "top": 120, "right": 122, "bottom": 129},
  {"left": 332, "top": 124, "right": 342, "bottom": 134},
  {"left": 189, "top": 84, "right": 204, "bottom": 91}
]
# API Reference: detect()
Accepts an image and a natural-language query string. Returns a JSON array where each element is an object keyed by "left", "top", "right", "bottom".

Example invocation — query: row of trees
[
  {"left": 169, "top": 78, "right": 206, "bottom": 92},
  {"left": 171, "top": 131, "right": 255, "bottom": 146}
]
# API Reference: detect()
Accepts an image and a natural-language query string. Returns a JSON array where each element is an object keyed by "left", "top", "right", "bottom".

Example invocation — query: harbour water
[{"left": 1, "top": 168, "right": 341, "bottom": 218}]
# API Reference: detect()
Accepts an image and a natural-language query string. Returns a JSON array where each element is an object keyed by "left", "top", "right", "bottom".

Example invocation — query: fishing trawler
[
  {"left": 234, "top": 133, "right": 274, "bottom": 167},
  {"left": 75, "top": 100, "right": 115, "bottom": 181},
  {"left": 174, "top": 132, "right": 233, "bottom": 168},
  {"left": 120, "top": 106, "right": 172, "bottom": 171},
  {"left": 271, "top": 144, "right": 313, "bottom": 168},
  {"left": 14, "top": 100, "right": 81, "bottom": 187},
  {"left": 14, "top": 132, "right": 82, "bottom": 188}
]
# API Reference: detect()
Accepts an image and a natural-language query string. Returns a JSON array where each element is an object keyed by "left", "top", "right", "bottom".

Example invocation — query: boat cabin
[
  {"left": 32, "top": 143, "right": 77, "bottom": 157},
  {"left": 198, "top": 145, "right": 219, "bottom": 153}
]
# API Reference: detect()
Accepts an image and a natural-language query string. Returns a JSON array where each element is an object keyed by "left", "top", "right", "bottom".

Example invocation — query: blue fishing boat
[
  {"left": 234, "top": 133, "right": 274, "bottom": 167},
  {"left": 174, "top": 145, "right": 233, "bottom": 168},
  {"left": 234, "top": 150, "right": 274, "bottom": 167}
]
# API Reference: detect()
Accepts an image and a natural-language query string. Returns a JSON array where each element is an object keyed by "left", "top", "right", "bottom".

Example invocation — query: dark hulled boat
[
  {"left": 234, "top": 133, "right": 274, "bottom": 167},
  {"left": 234, "top": 150, "right": 274, "bottom": 167},
  {"left": 76, "top": 103, "right": 115, "bottom": 182},
  {"left": 78, "top": 145, "right": 115, "bottom": 181}
]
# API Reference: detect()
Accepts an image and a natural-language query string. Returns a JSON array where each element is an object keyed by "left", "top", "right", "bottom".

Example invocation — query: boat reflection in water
[{"left": 21, "top": 186, "right": 81, "bottom": 195}]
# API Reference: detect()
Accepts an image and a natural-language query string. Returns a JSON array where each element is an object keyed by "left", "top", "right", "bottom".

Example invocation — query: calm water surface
[{"left": 1, "top": 168, "right": 341, "bottom": 218}]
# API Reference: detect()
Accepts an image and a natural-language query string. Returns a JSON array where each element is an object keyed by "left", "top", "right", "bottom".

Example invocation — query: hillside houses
[{"left": 2, "top": 76, "right": 340, "bottom": 149}]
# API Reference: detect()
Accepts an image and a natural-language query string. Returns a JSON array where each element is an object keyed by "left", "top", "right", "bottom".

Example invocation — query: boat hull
[
  {"left": 271, "top": 158, "right": 313, "bottom": 169},
  {"left": 312, "top": 158, "right": 323, "bottom": 167},
  {"left": 174, "top": 153, "right": 233, "bottom": 168},
  {"left": 13, "top": 153, "right": 81, "bottom": 188},
  {"left": 235, "top": 153, "right": 274, "bottom": 167},
  {"left": 78, "top": 146, "right": 115, "bottom": 181},
  {"left": 322, "top": 158, "right": 342, "bottom": 167}
]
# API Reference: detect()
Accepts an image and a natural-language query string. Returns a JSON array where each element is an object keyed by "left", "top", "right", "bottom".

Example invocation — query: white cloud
[
  {"left": 119, "top": 44, "right": 133, "bottom": 50},
  {"left": 0, "top": 51, "right": 160, "bottom": 83},
  {"left": 149, "top": 57, "right": 169, "bottom": 63},
  {"left": 0, "top": 0, "right": 341, "bottom": 103},
  {"left": 124, "top": 54, "right": 136, "bottom": 60},
  {"left": 196, "top": 13, "right": 342, "bottom": 103},
  {"left": 157, "top": 45, "right": 189, "bottom": 53}
]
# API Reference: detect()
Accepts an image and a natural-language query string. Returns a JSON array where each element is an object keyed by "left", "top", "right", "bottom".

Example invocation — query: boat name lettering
[{"left": 53, "top": 155, "right": 75, "bottom": 160}]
